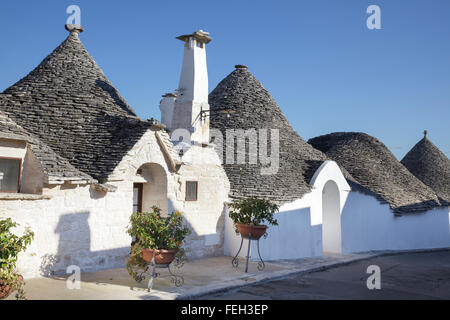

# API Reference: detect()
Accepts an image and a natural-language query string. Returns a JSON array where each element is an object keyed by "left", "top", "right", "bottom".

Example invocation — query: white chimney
[
  {"left": 171, "top": 30, "right": 212, "bottom": 145},
  {"left": 159, "top": 93, "right": 177, "bottom": 131}
]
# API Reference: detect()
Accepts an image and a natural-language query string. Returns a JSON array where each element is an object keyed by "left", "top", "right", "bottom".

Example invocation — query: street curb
[
  {"left": 177, "top": 253, "right": 382, "bottom": 300},
  {"left": 179, "top": 247, "right": 450, "bottom": 300}
]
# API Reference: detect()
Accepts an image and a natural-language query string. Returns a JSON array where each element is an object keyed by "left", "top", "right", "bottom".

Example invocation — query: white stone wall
[
  {"left": 174, "top": 144, "right": 230, "bottom": 258},
  {"left": 20, "top": 146, "right": 45, "bottom": 194},
  {"left": 225, "top": 160, "right": 450, "bottom": 261},
  {"left": 0, "top": 181, "right": 133, "bottom": 278},
  {"left": 224, "top": 161, "right": 351, "bottom": 261},
  {"left": 341, "top": 192, "right": 450, "bottom": 253},
  {"left": 111, "top": 130, "right": 230, "bottom": 259},
  {"left": 1, "top": 129, "right": 230, "bottom": 278}
]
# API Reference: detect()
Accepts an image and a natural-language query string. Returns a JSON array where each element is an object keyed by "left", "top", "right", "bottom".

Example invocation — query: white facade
[
  {"left": 1, "top": 28, "right": 449, "bottom": 281},
  {"left": 224, "top": 161, "right": 352, "bottom": 261},
  {"left": 159, "top": 93, "right": 177, "bottom": 131},
  {"left": 0, "top": 130, "right": 229, "bottom": 278},
  {"left": 341, "top": 192, "right": 450, "bottom": 253},
  {"left": 224, "top": 160, "right": 450, "bottom": 262}
]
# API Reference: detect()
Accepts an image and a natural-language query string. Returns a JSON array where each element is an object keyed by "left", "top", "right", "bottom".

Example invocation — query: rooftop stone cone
[
  {"left": 401, "top": 131, "right": 450, "bottom": 206},
  {"left": 209, "top": 65, "right": 329, "bottom": 204}
]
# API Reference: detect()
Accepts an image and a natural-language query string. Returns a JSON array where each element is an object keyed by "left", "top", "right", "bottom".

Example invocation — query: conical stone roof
[
  {"left": 209, "top": 65, "right": 329, "bottom": 204},
  {"left": 308, "top": 132, "right": 441, "bottom": 214},
  {"left": 0, "top": 26, "right": 161, "bottom": 183},
  {"left": 401, "top": 134, "right": 450, "bottom": 206},
  {"left": 0, "top": 95, "right": 92, "bottom": 182}
]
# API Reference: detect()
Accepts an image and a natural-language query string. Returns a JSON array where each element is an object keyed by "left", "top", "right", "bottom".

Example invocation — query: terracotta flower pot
[
  {"left": 0, "top": 282, "right": 11, "bottom": 300},
  {"left": 142, "top": 249, "right": 178, "bottom": 264},
  {"left": 0, "top": 275, "right": 22, "bottom": 300},
  {"left": 236, "top": 223, "right": 268, "bottom": 240}
]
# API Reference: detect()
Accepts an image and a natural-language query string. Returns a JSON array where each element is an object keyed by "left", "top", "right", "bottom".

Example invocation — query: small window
[
  {"left": 133, "top": 183, "right": 143, "bottom": 213},
  {"left": 185, "top": 181, "right": 198, "bottom": 201},
  {"left": 0, "top": 158, "right": 21, "bottom": 193}
]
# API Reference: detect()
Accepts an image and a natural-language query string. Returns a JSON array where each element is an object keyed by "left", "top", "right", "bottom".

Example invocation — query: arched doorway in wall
[
  {"left": 322, "top": 180, "right": 342, "bottom": 254},
  {"left": 133, "top": 163, "right": 168, "bottom": 215}
]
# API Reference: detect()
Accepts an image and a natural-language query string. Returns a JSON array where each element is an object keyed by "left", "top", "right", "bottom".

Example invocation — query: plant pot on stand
[
  {"left": 236, "top": 223, "right": 268, "bottom": 240},
  {"left": 232, "top": 223, "right": 269, "bottom": 272},
  {"left": 228, "top": 197, "right": 279, "bottom": 273}
]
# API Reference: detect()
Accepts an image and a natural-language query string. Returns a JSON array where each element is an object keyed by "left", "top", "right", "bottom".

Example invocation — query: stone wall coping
[{"left": 0, "top": 193, "right": 52, "bottom": 201}]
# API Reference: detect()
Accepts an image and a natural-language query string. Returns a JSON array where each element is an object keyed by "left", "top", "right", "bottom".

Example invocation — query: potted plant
[
  {"left": 0, "top": 218, "right": 34, "bottom": 300},
  {"left": 228, "top": 197, "right": 280, "bottom": 239},
  {"left": 126, "top": 206, "right": 191, "bottom": 281}
]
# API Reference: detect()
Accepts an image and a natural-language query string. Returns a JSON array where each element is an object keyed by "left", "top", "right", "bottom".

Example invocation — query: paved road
[{"left": 209, "top": 250, "right": 450, "bottom": 300}]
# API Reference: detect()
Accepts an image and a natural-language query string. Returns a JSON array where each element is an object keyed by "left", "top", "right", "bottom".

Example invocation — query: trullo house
[
  {"left": 0, "top": 26, "right": 229, "bottom": 277},
  {"left": 210, "top": 67, "right": 449, "bottom": 260},
  {"left": 308, "top": 132, "right": 450, "bottom": 253},
  {"left": 0, "top": 25, "right": 449, "bottom": 278}
]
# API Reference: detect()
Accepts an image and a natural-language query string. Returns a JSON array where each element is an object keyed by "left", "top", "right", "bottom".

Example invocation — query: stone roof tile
[
  {"left": 0, "top": 27, "right": 160, "bottom": 183},
  {"left": 209, "top": 66, "right": 330, "bottom": 204},
  {"left": 401, "top": 135, "right": 450, "bottom": 206},
  {"left": 0, "top": 95, "right": 93, "bottom": 182},
  {"left": 308, "top": 132, "right": 441, "bottom": 214}
]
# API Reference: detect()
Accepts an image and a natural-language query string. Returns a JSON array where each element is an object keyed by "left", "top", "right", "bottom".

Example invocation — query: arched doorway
[
  {"left": 133, "top": 163, "right": 168, "bottom": 215},
  {"left": 322, "top": 180, "right": 342, "bottom": 254}
]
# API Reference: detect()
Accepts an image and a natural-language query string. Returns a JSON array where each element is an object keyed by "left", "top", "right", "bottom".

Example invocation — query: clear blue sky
[{"left": 1, "top": 0, "right": 449, "bottom": 159}]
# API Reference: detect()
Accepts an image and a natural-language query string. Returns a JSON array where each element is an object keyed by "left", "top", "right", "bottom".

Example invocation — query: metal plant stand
[
  {"left": 232, "top": 232, "right": 267, "bottom": 272},
  {"left": 135, "top": 257, "right": 184, "bottom": 292}
]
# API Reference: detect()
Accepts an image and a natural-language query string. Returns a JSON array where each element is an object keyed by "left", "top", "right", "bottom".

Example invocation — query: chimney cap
[
  {"left": 235, "top": 64, "right": 248, "bottom": 70},
  {"left": 162, "top": 93, "right": 177, "bottom": 98},
  {"left": 65, "top": 24, "right": 84, "bottom": 34},
  {"left": 176, "top": 30, "right": 212, "bottom": 44}
]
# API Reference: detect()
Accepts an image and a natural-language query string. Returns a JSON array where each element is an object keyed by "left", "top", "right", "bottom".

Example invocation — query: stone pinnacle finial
[
  {"left": 424, "top": 130, "right": 428, "bottom": 138},
  {"left": 65, "top": 24, "right": 84, "bottom": 34}
]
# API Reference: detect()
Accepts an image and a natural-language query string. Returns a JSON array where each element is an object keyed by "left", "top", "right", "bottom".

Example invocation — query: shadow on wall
[
  {"left": 39, "top": 211, "right": 129, "bottom": 277},
  {"left": 168, "top": 198, "right": 226, "bottom": 259},
  {"left": 38, "top": 202, "right": 226, "bottom": 277}
]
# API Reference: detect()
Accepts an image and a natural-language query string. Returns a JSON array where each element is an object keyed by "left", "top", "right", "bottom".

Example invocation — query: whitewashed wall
[
  {"left": 0, "top": 181, "right": 133, "bottom": 278},
  {"left": 1, "top": 130, "right": 229, "bottom": 278},
  {"left": 224, "top": 159, "right": 450, "bottom": 262},
  {"left": 341, "top": 192, "right": 450, "bottom": 253},
  {"left": 224, "top": 161, "right": 351, "bottom": 261}
]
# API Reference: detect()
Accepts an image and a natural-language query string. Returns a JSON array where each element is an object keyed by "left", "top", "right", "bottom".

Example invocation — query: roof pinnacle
[{"left": 65, "top": 24, "right": 84, "bottom": 34}]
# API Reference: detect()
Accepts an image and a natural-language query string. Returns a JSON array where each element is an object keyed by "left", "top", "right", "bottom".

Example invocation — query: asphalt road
[{"left": 209, "top": 250, "right": 450, "bottom": 300}]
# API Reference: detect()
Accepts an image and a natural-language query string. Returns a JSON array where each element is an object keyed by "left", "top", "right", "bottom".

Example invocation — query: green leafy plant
[
  {"left": 0, "top": 218, "right": 34, "bottom": 300},
  {"left": 126, "top": 206, "right": 191, "bottom": 281},
  {"left": 228, "top": 197, "right": 280, "bottom": 232}
]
